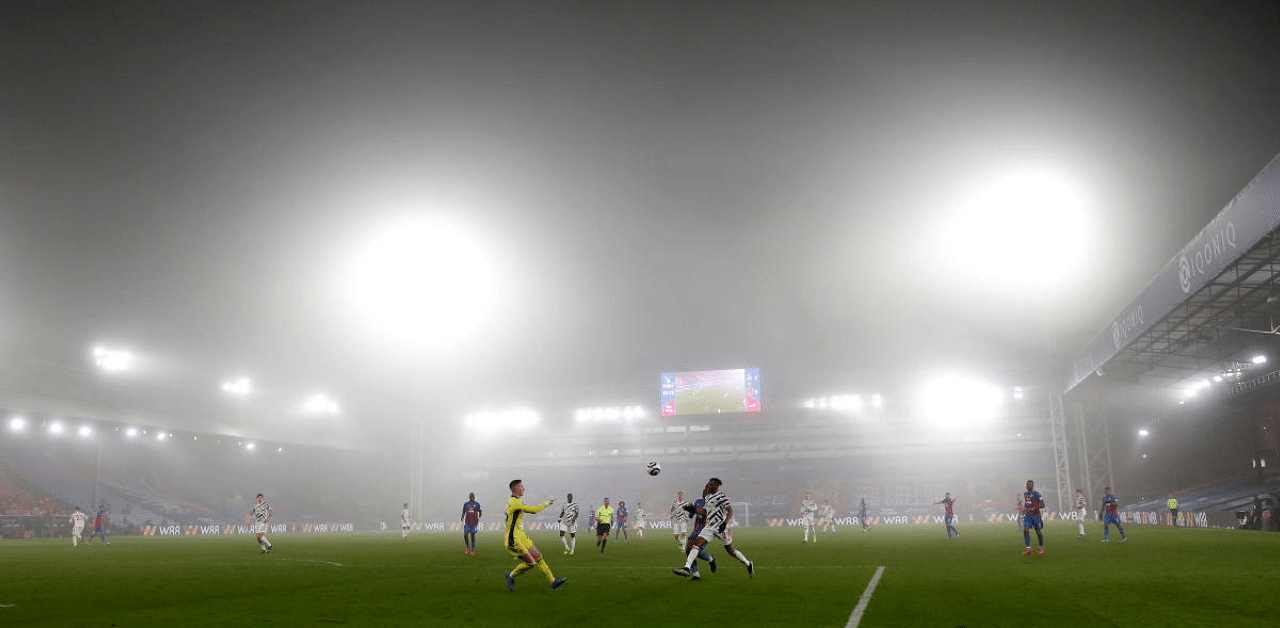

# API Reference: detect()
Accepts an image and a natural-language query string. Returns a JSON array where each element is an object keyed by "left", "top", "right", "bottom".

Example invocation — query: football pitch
[{"left": 1, "top": 523, "right": 1276, "bottom": 627}]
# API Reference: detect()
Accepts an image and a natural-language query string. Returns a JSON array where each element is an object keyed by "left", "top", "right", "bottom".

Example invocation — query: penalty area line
[{"left": 844, "top": 565, "right": 885, "bottom": 628}]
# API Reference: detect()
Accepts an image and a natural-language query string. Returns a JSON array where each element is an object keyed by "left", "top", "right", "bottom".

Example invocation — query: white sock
[
  {"left": 732, "top": 549, "right": 749, "bottom": 564},
  {"left": 570, "top": 536, "right": 576, "bottom": 551},
  {"left": 260, "top": 535, "right": 271, "bottom": 548},
  {"left": 683, "top": 546, "right": 700, "bottom": 569}
]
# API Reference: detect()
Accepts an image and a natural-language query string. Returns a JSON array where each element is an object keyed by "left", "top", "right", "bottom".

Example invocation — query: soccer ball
[{"left": 646, "top": 461, "right": 661, "bottom": 476}]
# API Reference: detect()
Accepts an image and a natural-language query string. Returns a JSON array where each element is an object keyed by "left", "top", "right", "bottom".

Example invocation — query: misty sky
[{"left": 3, "top": 1, "right": 1280, "bottom": 442}]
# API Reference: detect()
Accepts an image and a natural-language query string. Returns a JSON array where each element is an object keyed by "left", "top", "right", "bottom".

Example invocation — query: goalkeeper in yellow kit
[{"left": 504, "top": 479, "right": 568, "bottom": 591}]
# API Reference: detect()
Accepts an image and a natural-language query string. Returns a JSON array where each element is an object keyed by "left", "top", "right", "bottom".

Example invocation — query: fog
[{"left": 4, "top": 2, "right": 1280, "bottom": 532}]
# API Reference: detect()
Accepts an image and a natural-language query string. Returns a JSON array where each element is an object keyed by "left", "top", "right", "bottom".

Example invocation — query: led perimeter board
[{"left": 660, "top": 368, "right": 760, "bottom": 416}]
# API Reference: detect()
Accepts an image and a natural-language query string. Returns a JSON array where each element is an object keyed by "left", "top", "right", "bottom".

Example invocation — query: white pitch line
[{"left": 845, "top": 565, "right": 885, "bottom": 628}]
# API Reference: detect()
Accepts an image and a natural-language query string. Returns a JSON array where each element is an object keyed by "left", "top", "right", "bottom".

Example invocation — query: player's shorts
[
  {"left": 505, "top": 539, "right": 541, "bottom": 563},
  {"left": 1022, "top": 514, "right": 1043, "bottom": 531},
  {"left": 1076, "top": 508, "right": 1088, "bottom": 521},
  {"left": 802, "top": 515, "right": 815, "bottom": 527},
  {"left": 253, "top": 522, "right": 267, "bottom": 535},
  {"left": 697, "top": 523, "right": 731, "bottom": 544},
  {"left": 1103, "top": 514, "right": 1122, "bottom": 526},
  {"left": 635, "top": 519, "right": 646, "bottom": 529},
  {"left": 944, "top": 514, "right": 957, "bottom": 526},
  {"left": 616, "top": 521, "right": 628, "bottom": 529},
  {"left": 463, "top": 524, "right": 478, "bottom": 535},
  {"left": 559, "top": 521, "right": 578, "bottom": 534},
  {"left": 72, "top": 526, "right": 84, "bottom": 536},
  {"left": 672, "top": 519, "right": 688, "bottom": 535},
  {"left": 596, "top": 523, "right": 611, "bottom": 536}
]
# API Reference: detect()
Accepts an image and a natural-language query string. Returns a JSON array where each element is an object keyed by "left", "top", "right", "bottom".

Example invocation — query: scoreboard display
[{"left": 660, "top": 368, "right": 760, "bottom": 416}]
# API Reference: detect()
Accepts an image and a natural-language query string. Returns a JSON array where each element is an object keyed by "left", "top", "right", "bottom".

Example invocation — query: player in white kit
[
  {"left": 1074, "top": 489, "right": 1088, "bottom": 538},
  {"left": 558, "top": 493, "right": 580, "bottom": 554},
  {"left": 401, "top": 502, "right": 411, "bottom": 541},
  {"left": 670, "top": 491, "right": 690, "bottom": 550},
  {"left": 251, "top": 493, "right": 273, "bottom": 553},
  {"left": 69, "top": 506, "right": 87, "bottom": 547},
  {"left": 800, "top": 491, "right": 818, "bottom": 542}
]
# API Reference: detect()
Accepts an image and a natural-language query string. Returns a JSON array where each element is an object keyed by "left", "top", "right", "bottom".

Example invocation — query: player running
[
  {"left": 86, "top": 506, "right": 110, "bottom": 545},
  {"left": 859, "top": 498, "right": 869, "bottom": 533},
  {"left": 800, "top": 491, "right": 818, "bottom": 543},
  {"left": 635, "top": 502, "right": 646, "bottom": 540},
  {"left": 671, "top": 491, "right": 691, "bottom": 550},
  {"left": 1100, "top": 486, "right": 1127, "bottom": 543},
  {"left": 673, "top": 477, "right": 753, "bottom": 579},
  {"left": 1021, "top": 480, "right": 1045, "bottom": 555},
  {"left": 69, "top": 506, "right": 87, "bottom": 547},
  {"left": 461, "top": 492, "right": 482, "bottom": 555},
  {"left": 819, "top": 500, "right": 837, "bottom": 534},
  {"left": 558, "top": 493, "right": 580, "bottom": 554},
  {"left": 677, "top": 496, "right": 717, "bottom": 580},
  {"left": 401, "top": 503, "right": 411, "bottom": 541},
  {"left": 250, "top": 494, "right": 272, "bottom": 553},
  {"left": 502, "top": 479, "right": 567, "bottom": 591},
  {"left": 933, "top": 492, "right": 960, "bottom": 539}
]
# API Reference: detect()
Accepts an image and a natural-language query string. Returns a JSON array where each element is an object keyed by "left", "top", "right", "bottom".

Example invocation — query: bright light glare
[
  {"left": 918, "top": 373, "right": 1005, "bottom": 426},
  {"left": 1138, "top": 429, "right": 1150, "bottom": 437},
  {"left": 245, "top": 442, "right": 256, "bottom": 451},
  {"left": 464, "top": 408, "right": 540, "bottom": 434},
  {"left": 125, "top": 427, "right": 138, "bottom": 437},
  {"left": 940, "top": 165, "right": 1091, "bottom": 290},
  {"left": 49, "top": 421, "right": 65, "bottom": 435},
  {"left": 78, "top": 426, "right": 92, "bottom": 437},
  {"left": 303, "top": 393, "right": 341, "bottom": 415},
  {"left": 92, "top": 346, "right": 134, "bottom": 373},
  {"left": 1252, "top": 355, "right": 1268, "bottom": 364},
  {"left": 8, "top": 417, "right": 26, "bottom": 432},
  {"left": 221, "top": 377, "right": 252, "bottom": 396},
  {"left": 344, "top": 214, "right": 504, "bottom": 351},
  {"left": 871, "top": 394, "right": 884, "bottom": 409},
  {"left": 575, "top": 406, "right": 646, "bottom": 422},
  {"left": 156, "top": 432, "right": 167, "bottom": 441}
]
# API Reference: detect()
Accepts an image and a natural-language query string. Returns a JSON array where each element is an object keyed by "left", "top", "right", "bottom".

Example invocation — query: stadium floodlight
[
  {"left": 935, "top": 164, "right": 1093, "bottom": 295},
  {"left": 576, "top": 405, "right": 646, "bottom": 423},
  {"left": 871, "top": 393, "right": 884, "bottom": 409},
  {"left": 1252, "top": 355, "right": 1268, "bottom": 365},
  {"left": 221, "top": 377, "right": 252, "bottom": 396},
  {"left": 8, "top": 416, "right": 26, "bottom": 432},
  {"left": 464, "top": 408, "right": 540, "bottom": 433},
  {"left": 48, "top": 421, "right": 65, "bottom": 435},
  {"left": 92, "top": 346, "right": 134, "bottom": 373},
  {"left": 245, "top": 442, "right": 256, "bottom": 451},
  {"left": 156, "top": 432, "right": 167, "bottom": 441},
  {"left": 1013, "top": 386, "right": 1024, "bottom": 400},
  {"left": 343, "top": 213, "right": 505, "bottom": 352},
  {"left": 303, "top": 393, "right": 340, "bottom": 415},
  {"left": 277, "top": 447, "right": 284, "bottom": 453},
  {"left": 917, "top": 372, "right": 1004, "bottom": 427},
  {"left": 78, "top": 425, "right": 92, "bottom": 438},
  {"left": 1138, "top": 429, "right": 1150, "bottom": 437}
]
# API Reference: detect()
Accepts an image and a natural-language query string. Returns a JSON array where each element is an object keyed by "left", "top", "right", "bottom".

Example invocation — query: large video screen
[{"left": 660, "top": 368, "right": 760, "bottom": 416}]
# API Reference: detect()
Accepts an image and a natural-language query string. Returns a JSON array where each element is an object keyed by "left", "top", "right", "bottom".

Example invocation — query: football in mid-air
[{"left": 646, "top": 461, "right": 661, "bottom": 476}]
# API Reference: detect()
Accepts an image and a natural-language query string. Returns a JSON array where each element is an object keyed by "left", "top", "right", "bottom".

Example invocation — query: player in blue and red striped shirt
[
  {"left": 461, "top": 493, "right": 483, "bottom": 555},
  {"left": 87, "top": 507, "right": 110, "bottom": 545},
  {"left": 1100, "top": 486, "right": 1127, "bottom": 543},
  {"left": 933, "top": 492, "right": 960, "bottom": 539},
  {"left": 1021, "top": 480, "right": 1045, "bottom": 555}
]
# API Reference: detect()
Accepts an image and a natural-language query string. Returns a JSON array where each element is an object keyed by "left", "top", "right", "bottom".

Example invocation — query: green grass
[{"left": 2, "top": 523, "right": 1277, "bottom": 627}]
